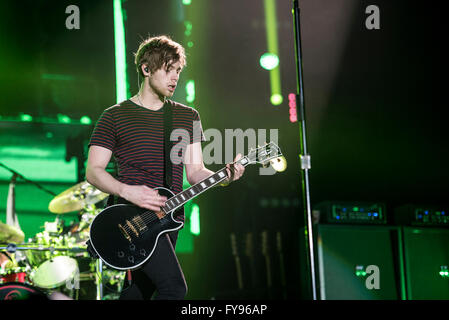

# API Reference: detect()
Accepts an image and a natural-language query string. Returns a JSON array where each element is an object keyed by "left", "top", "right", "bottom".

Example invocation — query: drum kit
[{"left": 0, "top": 181, "right": 125, "bottom": 300}]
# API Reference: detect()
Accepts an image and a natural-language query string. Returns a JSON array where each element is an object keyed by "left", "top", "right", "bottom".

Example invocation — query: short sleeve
[
  {"left": 191, "top": 109, "right": 206, "bottom": 144},
  {"left": 88, "top": 107, "right": 117, "bottom": 151}
]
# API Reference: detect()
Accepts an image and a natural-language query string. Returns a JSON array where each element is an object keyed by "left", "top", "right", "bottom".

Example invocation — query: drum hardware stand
[
  {"left": 95, "top": 259, "right": 103, "bottom": 300},
  {"left": 292, "top": 0, "right": 317, "bottom": 300},
  {"left": 86, "top": 240, "right": 104, "bottom": 300},
  {"left": 0, "top": 243, "right": 88, "bottom": 255}
]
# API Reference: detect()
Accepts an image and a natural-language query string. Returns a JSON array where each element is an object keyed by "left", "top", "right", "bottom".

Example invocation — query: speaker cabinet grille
[
  {"left": 316, "top": 225, "right": 405, "bottom": 300},
  {"left": 402, "top": 227, "right": 449, "bottom": 300}
]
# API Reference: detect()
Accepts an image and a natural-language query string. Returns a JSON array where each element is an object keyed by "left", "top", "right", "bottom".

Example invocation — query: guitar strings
[
  {"left": 120, "top": 161, "right": 251, "bottom": 235},
  {"left": 135, "top": 168, "right": 229, "bottom": 225},
  {"left": 121, "top": 176, "right": 225, "bottom": 234},
  {"left": 120, "top": 167, "right": 241, "bottom": 235}
]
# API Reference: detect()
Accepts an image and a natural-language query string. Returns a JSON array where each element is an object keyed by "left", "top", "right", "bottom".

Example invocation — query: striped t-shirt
[{"left": 88, "top": 99, "right": 205, "bottom": 221}]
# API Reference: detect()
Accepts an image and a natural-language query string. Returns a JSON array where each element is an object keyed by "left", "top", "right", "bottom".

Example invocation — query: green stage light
[
  {"left": 57, "top": 114, "right": 71, "bottom": 124},
  {"left": 263, "top": 0, "right": 282, "bottom": 106},
  {"left": 20, "top": 114, "right": 33, "bottom": 122},
  {"left": 182, "top": 0, "right": 192, "bottom": 5},
  {"left": 260, "top": 53, "right": 279, "bottom": 70},
  {"left": 270, "top": 93, "right": 283, "bottom": 105},
  {"left": 80, "top": 116, "right": 92, "bottom": 125},
  {"left": 113, "top": 0, "right": 130, "bottom": 102},
  {"left": 184, "top": 21, "right": 192, "bottom": 36},
  {"left": 186, "top": 80, "right": 195, "bottom": 103},
  {"left": 190, "top": 203, "right": 200, "bottom": 235}
]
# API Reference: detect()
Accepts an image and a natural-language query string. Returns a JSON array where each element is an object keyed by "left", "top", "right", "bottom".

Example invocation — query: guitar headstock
[{"left": 246, "top": 142, "right": 283, "bottom": 166}]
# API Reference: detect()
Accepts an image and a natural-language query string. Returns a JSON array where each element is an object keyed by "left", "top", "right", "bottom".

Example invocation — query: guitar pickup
[
  {"left": 132, "top": 216, "right": 147, "bottom": 232},
  {"left": 126, "top": 220, "right": 139, "bottom": 237}
]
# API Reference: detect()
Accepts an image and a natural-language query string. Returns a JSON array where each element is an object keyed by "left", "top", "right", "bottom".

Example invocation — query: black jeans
[
  {"left": 112, "top": 197, "right": 187, "bottom": 300},
  {"left": 119, "top": 231, "right": 187, "bottom": 300}
]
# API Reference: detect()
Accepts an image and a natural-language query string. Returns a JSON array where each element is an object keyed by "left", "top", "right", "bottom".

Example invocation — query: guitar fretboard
[{"left": 163, "top": 156, "right": 250, "bottom": 213}]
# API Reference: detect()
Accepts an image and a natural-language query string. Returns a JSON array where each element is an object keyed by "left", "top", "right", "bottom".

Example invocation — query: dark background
[{"left": 0, "top": 0, "right": 447, "bottom": 299}]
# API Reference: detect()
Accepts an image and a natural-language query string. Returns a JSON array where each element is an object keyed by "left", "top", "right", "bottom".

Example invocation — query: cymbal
[
  {"left": 0, "top": 222, "right": 25, "bottom": 243},
  {"left": 48, "top": 181, "right": 108, "bottom": 214}
]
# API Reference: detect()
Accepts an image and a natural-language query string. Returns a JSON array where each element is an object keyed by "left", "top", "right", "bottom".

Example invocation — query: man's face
[{"left": 147, "top": 60, "right": 183, "bottom": 98}]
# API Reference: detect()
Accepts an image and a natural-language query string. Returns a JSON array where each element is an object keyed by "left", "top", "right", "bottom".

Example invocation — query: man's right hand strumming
[{"left": 120, "top": 185, "right": 167, "bottom": 212}]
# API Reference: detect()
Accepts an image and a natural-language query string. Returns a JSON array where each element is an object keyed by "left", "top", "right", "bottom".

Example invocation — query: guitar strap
[{"left": 163, "top": 99, "right": 173, "bottom": 190}]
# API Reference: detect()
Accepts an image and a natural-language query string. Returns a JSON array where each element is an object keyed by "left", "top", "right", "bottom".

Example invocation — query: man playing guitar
[{"left": 86, "top": 35, "right": 245, "bottom": 300}]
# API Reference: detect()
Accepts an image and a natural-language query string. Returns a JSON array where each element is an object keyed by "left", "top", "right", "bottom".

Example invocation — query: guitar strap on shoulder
[{"left": 163, "top": 100, "right": 173, "bottom": 190}]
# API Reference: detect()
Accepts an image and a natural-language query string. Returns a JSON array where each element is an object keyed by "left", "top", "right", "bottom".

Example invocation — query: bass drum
[{"left": 0, "top": 282, "right": 48, "bottom": 300}]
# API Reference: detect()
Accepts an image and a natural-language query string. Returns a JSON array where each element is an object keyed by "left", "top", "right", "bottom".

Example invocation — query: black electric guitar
[{"left": 88, "top": 142, "right": 283, "bottom": 270}]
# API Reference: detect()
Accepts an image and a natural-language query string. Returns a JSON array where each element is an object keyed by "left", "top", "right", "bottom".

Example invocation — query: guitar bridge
[{"left": 118, "top": 224, "right": 131, "bottom": 242}]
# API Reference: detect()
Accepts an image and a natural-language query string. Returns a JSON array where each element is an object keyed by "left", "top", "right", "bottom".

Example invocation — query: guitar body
[{"left": 88, "top": 187, "right": 182, "bottom": 270}]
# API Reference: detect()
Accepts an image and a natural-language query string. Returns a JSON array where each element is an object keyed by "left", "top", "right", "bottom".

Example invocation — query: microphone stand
[
  {"left": 0, "top": 162, "right": 57, "bottom": 197},
  {"left": 292, "top": 0, "right": 317, "bottom": 300},
  {"left": 1, "top": 161, "right": 56, "bottom": 242}
]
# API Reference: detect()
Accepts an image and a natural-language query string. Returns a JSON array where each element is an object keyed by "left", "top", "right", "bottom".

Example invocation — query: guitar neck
[{"left": 162, "top": 156, "right": 251, "bottom": 213}]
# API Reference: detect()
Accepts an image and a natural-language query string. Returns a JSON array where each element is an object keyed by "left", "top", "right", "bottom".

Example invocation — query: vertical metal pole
[{"left": 292, "top": 0, "right": 317, "bottom": 300}]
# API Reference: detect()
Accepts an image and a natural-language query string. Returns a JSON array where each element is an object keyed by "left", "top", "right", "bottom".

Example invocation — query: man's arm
[
  {"left": 86, "top": 145, "right": 167, "bottom": 211},
  {"left": 184, "top": 142, "right": 245, "bottom": 186}
]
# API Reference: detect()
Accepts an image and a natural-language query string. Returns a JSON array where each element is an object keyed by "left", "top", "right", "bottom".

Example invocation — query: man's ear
[{"left": 141, "top": 64, "right": 150, "bottom": 76}]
